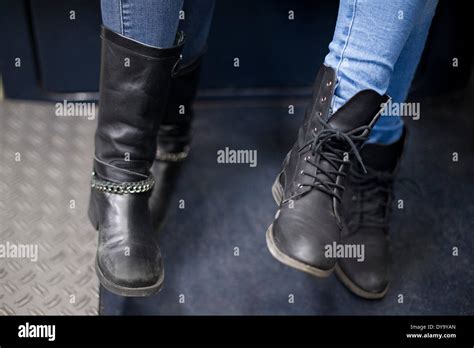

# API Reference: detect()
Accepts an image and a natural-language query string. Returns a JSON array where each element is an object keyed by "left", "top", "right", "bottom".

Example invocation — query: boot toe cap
[
  {"left": 338, "top": 260, "right": 389, "bottom": 295},
  {"left": 98, "top": 245, "right": 163, "bottom": 289},
  {"left": 337, "top": 232, "right": 391, "bottom": 297},
  {"left": 272, "top": 205, "right": 340, "bottom": 271}
]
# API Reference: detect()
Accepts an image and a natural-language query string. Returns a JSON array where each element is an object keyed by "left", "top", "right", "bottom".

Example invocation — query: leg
[
  {"left": 334, "top": 1, "right": 438, "bottom": 299},
  {"left": 267, "top": 0, "right": 435, "bottom": 294},
  {"left": 101, "top": 0, "right": 183, "bottom": 48},
  {"left": 149, "top": 0, "right": 215, "bottom": 231},
  {"left": 179, "top": 0, "right": 216, "bottom": 65},
  {"left": 367, "top": 0, "right": 438, "bottom": 144},
  {"left": 324, "top": 0, "right": 427, "bottom": 114},
  {"left": 90, "top": 0, "right": 184, "bottom": 296}
]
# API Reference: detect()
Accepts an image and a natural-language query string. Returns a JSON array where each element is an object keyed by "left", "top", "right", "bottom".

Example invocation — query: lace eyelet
[
  {"left": 326, "top": 80, "right": 332, "bottom": 87},
  {"left": 300, "top": 170, "right": 304, "bottom": 175},
  {"left": 317, "top": 112, "right": 322, "bottom": 116},
  {"left": 298, "top": 184, "right": 304, "bottom": 189},
  {"left": 313, "top": 127, "right": 318, "bottom": 132},
  {"left": 321, "top": 97, "right": 327, "bottom": 103},
  {"left": 305, "top": 156, "right": 310, "bottom": 161}
]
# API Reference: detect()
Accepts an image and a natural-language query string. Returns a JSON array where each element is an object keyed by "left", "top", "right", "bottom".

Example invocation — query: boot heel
[
  {"left": 88, "top": 191, "right": 99, "bottom": 230},
  {"left": 271, "top": 174, "right": 284, "bottom": 205}
]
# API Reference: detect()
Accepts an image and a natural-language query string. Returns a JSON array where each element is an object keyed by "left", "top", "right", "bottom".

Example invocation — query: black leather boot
[
  {"left": 149, "top": 56, "right": 202, "bottom": 232},
  {"left": 88, "top": 26, "right": 184, "bottom": 296},
  {"left": 266, "top": 65, "right": 389, "bottom": 277},
  {"left": 336, "top": 128, "right": 406, "bottom": 299}
]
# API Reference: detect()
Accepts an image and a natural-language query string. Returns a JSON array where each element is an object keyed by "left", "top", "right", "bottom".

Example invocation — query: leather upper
[
  {"left": 272, "top": 65, "right": 389, "bottom": 270},
  {"left": 90, "top": 26, "right": 183, "bottom": 291},
  {"left": 92, "top": 189, "right": 162, "bottom": 287},
  {"left": 338, "top": 129, "right": 406, "bottom": 295},
  {"left": 95, "top": 26, "right": 184, "bottom": 182},
  {"left": 149, "top": 56, "right": 202, "bottom": 232}
]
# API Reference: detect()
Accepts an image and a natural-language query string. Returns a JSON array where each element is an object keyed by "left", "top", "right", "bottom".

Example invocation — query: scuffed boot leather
[
  {"left": 266, "top": 65, "right": 390, "bottom": 277},
  {"left": 149, "top": 56, "right": 202, "bottom": 232},
  {"left": 336, "top": 128, "right": 406, "bottom": 299},
  {"left": 88, "top": 26, "right": 183, "bottom": 296}
]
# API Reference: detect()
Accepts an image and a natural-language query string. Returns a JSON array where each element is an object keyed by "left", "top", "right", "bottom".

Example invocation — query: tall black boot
[
  {"left": 88, "top": 26, "right": 184, "bottom": 296},
  {"left": 149, "top": 56, "right": 202, "bottom": 231},
  {"left": 336, "top": 128, "right": 406, "bottom": 299},
  {"left": 266, "top": 65, "right": 390, "bottom": 277}
]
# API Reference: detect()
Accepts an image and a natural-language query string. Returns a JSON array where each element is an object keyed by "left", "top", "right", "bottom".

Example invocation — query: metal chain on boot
[
  {"left": 155, "top": 146, "right": 190, "bottom": 162},
  {"left": 91, "top": 172, "right": 155, "bottom": 194}
]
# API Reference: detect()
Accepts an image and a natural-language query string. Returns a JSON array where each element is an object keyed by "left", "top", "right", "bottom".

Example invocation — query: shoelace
[
  {"left": 297, "top": 115, "right": 371, "bottom": 201},
  {"left": 346, "top": 166, "right": 394, "bottom": 230}
]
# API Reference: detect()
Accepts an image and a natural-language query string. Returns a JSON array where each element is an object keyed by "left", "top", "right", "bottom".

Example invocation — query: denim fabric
[
  {"left": 101, "top": 0, "right": 183, "bottom": 48},
  {"left": 101, "top": 0, "right": 215, "bottom": 64},
  {"left": 179, "top": 0, "right": 215, "bottom": 64},
  {"left": 324, "top": 0, "right": 438, "bottom": 144}
]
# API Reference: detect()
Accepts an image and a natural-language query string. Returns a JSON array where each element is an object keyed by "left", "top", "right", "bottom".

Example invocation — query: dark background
[{"left": 0, "top": 0, "right": 472, "bottom": 100}]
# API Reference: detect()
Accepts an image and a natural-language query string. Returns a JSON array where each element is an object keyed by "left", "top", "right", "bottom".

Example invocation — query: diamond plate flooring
[
  {"left": 0, "top": 100, "right": 98, "bottom": 315},
  {"left": 1, "top": 91, "right": 473, "bottom": 316}
]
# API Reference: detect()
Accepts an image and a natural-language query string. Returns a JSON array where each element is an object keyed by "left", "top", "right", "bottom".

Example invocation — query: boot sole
[
  {"left": 265, "top": 175, "right": 334, "bottom": 278},
  {"left": 335, "top": 263, "right": 389, "bottom": 300},
  {"left": 88, "top": 200, "right": 164, "bottom": 297},
  {"left": 95, "top": 258, "right": 164, "bottom": 297}
]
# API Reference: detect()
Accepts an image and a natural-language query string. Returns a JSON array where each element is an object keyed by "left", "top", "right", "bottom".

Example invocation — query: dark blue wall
[{"left": 0, "top": 0, "right": 471, "bottom": 100}]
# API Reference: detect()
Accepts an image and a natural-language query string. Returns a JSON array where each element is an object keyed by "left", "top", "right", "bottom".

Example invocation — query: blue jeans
[
  {"left": 101, "top": 0, "right": 215, "bottom": 65},
  {"left": 102, "top": 0, "right": 437, "bottom": 144},
  {"left": 324, "top": 0, "right": 438, "bottom": 144}
]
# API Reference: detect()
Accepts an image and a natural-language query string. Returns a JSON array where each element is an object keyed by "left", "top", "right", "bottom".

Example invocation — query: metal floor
[
  {"left": 1, "top": 100, "right": 98, "bottom": 315},
  {"left": 1, "top": 89, "right": 473, "bottom": 315}
]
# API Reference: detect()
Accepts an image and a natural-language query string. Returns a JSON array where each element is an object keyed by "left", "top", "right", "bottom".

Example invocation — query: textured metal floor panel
[{"left": 0, "top": 100, "right": 98, "bottom": 315}]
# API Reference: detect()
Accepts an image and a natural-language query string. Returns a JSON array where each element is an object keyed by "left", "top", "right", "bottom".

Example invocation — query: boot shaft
[
  {"left": 156, "top": 56, "right": 202, "bottom": 158},
  {"left": 282, "top": 65, "right": 390, "bottom": 203},
  {"left": 95, "top": 26, "right": 184, "bottom": 182}
]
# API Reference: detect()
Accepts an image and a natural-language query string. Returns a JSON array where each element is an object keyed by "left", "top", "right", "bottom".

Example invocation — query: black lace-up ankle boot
[
  {"left": 88, "top": 26, "right": 184, "bottom": 296},
  {"left": 336, "top": 128, "right": 406, "bottom": 299},
  {"left": 266, "top": 65, "right": 389, "bottom": 277},
  {"left": 149, "top": 56, "right": 202, "bottom": 232}
]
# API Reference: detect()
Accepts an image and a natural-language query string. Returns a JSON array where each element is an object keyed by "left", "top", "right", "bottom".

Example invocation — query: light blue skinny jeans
[
  {"left": 324, "top": 0, "right": 438, "bottom": 144},
  {"left": 100, "top": 0, "right": 215, "bottom": 66},
  {"left": 101, "top": 0, "right": 438, "bottom": 144}
]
